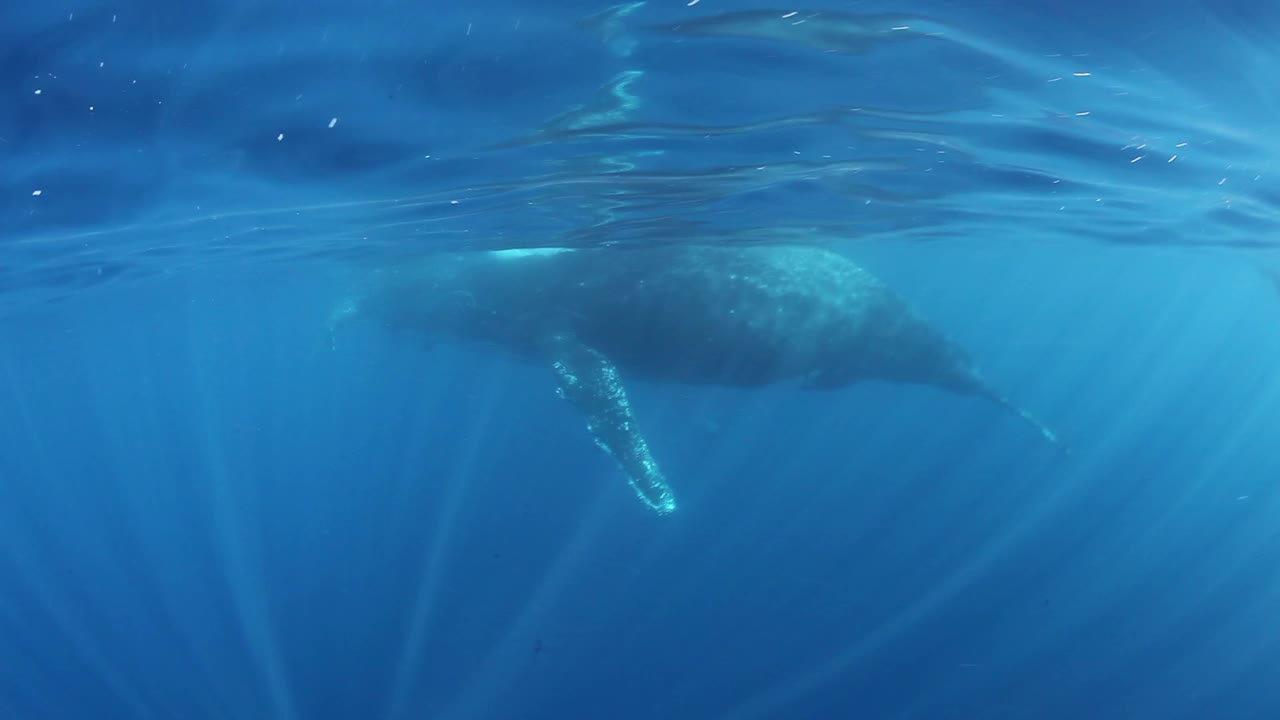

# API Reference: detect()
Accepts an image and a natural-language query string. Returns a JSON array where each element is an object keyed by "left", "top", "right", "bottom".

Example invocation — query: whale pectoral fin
[{"left": 544, "top": 335, "right": 677, "bottom": 514}]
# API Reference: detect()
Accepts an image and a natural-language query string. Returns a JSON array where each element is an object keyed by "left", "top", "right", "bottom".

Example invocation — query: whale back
[
  {"left": 553, "top": 244, "right": 936, "bottom": 387},
  {"left": 365, "top": 244, "right": 986, "bottom": 394}
]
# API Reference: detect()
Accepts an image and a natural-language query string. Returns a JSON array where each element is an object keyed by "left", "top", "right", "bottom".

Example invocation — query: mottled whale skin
[{"left": 348, "top": 244, "right": 1058, "bottom": 513}]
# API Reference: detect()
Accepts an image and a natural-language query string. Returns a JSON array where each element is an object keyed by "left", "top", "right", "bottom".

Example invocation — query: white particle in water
[
  {"left": 1176, "top": 142, "right": 1188, "bottom": 147},
  {"left": 782, "top": 11, "right": 798, "bottom": 18},
  {"left": 34, "top": 89, "right": 42, "bottom": 95},
  {"left": 328, "top": 117, "right": 338, "bottom": 128},
  {"left": 32, "top": 190, "right": 43, "bottom": 196},
  {"left": 1075, "top": 111, "right": 1090, "bottom": 116},
  {"left": 450, "top": 200, "right": 459, "bottom": 204},
  {"left": 687, "top": 0, "right": 700, "bottom": 5},
  {"left": 1073, "top": 71, "right": 1091, "bottom": 77},
  {"left": 89, "top": 105, "right": 94, "bottom": 110},
  {"left": 99, "top": 61, "right": 105, "bottom": 67},
  {"left": 277, "top": 133, "right": 285, "bottom": 141},
  {"left": 1168, "top": 155, "right": 1177, "bottom": 163}
]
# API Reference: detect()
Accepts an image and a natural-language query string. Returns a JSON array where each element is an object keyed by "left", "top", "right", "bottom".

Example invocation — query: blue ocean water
[{"left": 2, "top": 0, "right": 1279, "bottom": 718}]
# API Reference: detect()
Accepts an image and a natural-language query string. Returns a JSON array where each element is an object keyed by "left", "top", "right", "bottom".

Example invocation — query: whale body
[{"left": 346, "top": 243, "right": 1059, "bottom": 513}]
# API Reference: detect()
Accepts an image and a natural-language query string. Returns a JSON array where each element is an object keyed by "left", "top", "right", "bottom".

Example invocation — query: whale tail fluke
[
  {"left": 930, "top": 350, "right": 1067, "bottom": 452},
  {"left": 982, "top": 389, "right": 1068, "bottom": 454}
]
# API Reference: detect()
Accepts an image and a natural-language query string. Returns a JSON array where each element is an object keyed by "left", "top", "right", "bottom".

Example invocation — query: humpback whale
[{"left": 342, "top": 244, "right": 1059, "bottom": 514}]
